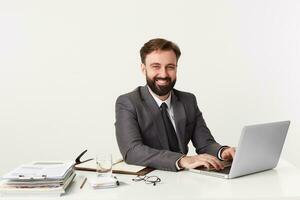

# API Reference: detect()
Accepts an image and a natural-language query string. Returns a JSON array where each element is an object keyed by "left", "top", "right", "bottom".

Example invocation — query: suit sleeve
[
  {"left": 115, "top": 95, "right": 183, "bottom": 171},
  {"left": 190, "top": 95, "right": 222, "bottom": 157}
]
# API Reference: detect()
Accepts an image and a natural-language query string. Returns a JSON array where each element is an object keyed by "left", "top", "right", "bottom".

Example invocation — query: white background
[{"left": 0, "top": 0, "right": 299, "bottom": 175}]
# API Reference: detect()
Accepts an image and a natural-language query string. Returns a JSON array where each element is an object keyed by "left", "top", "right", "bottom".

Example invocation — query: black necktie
[{"left": 160, "top": 103, "right": 180, "bottom": 152}]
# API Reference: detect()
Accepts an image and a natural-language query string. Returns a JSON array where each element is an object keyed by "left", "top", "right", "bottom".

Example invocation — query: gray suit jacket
[{"left": 115, "top": 86, "right": 222, "bottom": 171}]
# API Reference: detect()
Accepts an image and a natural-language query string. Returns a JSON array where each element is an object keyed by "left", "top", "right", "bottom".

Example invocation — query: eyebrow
[
  {"left": 150, "top": 63, "right": 176, "bottom": 66},
  {"left": 150, "top": 63, "right": 161, "bottom": 66},
  {"left": 166, "top": 63, "right": 176, "bottom": 66}
]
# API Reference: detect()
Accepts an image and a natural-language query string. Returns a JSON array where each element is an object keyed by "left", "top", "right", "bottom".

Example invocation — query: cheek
[
  {"left": 169, "top": 72, "right": 177, "bottom": 80},
  {"left": 146, "top": 70, "right": 158, "bottom": 79}
]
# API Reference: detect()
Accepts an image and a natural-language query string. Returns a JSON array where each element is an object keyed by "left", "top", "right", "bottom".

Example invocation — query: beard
[{"left": 146, "top": 74, "right": 176, "bottom": 96}]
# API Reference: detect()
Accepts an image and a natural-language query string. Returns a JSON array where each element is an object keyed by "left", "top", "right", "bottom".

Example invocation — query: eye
[
  {"left": 167, "top": 65, "right": 176, "bottom": 70},
  {"left": 152, "top": 65, "right": 160, "bottom": 69}
]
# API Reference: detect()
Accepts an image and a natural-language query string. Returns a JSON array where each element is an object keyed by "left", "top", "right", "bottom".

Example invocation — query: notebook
[{"left": 75, "top": 159, "right": 154, "bottom": 176}]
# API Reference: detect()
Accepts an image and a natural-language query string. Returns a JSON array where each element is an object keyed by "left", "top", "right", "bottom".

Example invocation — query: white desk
[{"left": 2, "top": 160, "right": 300, "bottom": 200}]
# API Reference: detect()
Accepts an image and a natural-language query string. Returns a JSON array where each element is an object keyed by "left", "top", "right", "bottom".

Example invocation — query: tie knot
[{"left": 160, "top": 102, "right": 168, "bottom": 110}]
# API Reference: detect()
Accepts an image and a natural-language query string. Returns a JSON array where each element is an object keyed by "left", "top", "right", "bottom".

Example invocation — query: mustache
[{"left": 154, "top": 77, "right": 171, "bottom": 82}]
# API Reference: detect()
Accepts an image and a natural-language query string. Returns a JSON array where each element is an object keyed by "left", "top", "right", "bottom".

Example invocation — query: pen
[
  {"left": 112, "top": 159, "right": 123, "bottom": 166},
  {"left": 80, "top": 177, "right": 87, "bottom": 189}
]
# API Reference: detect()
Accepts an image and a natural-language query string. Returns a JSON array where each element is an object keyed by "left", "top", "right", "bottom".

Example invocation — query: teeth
[{"left": 156, "top": 80, "right": 169, "bottom": 85}]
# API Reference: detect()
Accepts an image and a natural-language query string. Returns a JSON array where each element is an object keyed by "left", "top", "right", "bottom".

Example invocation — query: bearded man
[{"left": 115, "top": 38, "right": 235, "bottom": 172}]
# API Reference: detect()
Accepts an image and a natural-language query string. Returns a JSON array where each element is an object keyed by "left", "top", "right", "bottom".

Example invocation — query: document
[
  {"left": 2, "top": 162, "right": 74, "bottom": 180},
  {"left": 0, "top": 161, "right": 75, "bottom": 197}
]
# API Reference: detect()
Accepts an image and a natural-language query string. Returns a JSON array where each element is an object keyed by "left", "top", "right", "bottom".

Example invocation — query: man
[{"left": 115, "top": 38, "right": 235, "bottom": 171}]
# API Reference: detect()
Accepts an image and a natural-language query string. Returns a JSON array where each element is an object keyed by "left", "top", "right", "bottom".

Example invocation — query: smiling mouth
[{"left": 156, "top": 79, "right": 169, "bottom": 86}]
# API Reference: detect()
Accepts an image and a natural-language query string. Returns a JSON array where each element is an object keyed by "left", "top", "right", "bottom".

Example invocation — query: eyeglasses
[{"left": 132, "top": 175, "right": 161, "bottom": 186}]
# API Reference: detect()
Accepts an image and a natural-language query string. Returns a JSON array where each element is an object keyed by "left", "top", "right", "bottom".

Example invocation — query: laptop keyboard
[
  {"left": 195, "top": 161, "right": 232, "bottom": 174},
  {"left": 212, "top": 166, "right": 231, "bottom": 174}
]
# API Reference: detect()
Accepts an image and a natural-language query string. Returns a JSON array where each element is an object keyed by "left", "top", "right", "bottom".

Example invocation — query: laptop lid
[
  {"left": 228, "top": 120, "right": 290, "bottom": 178},
  {"left": 189, "top": 121, "right": 290, "bottom": 179}
]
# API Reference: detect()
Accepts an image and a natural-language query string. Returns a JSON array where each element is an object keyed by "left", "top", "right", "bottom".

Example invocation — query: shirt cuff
[
  {"left": 217, "top": 146, "right": 229, "bottom": 161},
  {"left": 175, "top": 155, "right": 186, "bottom": 170}
]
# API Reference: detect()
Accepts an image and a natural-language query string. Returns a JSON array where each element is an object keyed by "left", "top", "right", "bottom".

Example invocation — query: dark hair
[{"left": 140, "top": 38, "right": 181, "bottom": 64}]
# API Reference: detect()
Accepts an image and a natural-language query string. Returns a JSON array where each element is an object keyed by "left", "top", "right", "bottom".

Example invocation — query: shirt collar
[{"left": 147, "top": 86, "right": 172, "bottom": 109}]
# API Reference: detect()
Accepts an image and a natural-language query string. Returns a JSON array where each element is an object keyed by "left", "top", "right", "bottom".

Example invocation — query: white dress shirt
[
  {"left": 147, "top": 87, "right": 177, "bottom": 132},
  {"left": 147, "top": 87, "right": 226, "bottom": 169}
]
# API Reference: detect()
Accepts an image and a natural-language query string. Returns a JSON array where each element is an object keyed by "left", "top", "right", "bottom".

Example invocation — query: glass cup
[{"left": 95, "top": 154, "right": 112, "bottom": 177}]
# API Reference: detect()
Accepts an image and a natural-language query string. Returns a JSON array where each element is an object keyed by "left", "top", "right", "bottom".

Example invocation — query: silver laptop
[{"left": 189, "top": 121, "right": 290, "bottom": 179}]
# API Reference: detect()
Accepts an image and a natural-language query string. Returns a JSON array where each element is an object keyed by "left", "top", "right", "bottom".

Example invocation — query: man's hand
[
  {"left": 220, "top": 147, "right": 236, "bottom": 161},
  {"left": 178, "top": 154, "right": 224, "bottom": 170}
]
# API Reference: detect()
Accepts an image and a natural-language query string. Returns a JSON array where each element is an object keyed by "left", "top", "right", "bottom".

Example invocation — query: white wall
[{"left": 1, "top": 0, "right": 299, "bottom": 175}]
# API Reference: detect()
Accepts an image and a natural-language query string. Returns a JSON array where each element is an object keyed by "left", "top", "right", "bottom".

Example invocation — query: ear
[{"left": 141, "top": 63, "right": 146, "bottom": 75}]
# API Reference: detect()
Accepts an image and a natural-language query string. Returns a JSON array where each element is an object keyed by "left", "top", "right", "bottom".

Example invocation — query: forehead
[{"left": 144, "top": 50, "right": 177, "bottom": 65}]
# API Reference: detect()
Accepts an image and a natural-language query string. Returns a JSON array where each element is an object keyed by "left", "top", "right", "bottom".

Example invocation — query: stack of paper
[
  {"left": 89, "top": 176, "right": 119, "bottom": 189},
  {"left": 0, "top": 162, "right": 75, "bottom": 197}
]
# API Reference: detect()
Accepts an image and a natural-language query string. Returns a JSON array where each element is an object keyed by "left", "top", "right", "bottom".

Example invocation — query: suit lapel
[
  {"left": 171, "top": 91, "right": 187, "bottom": 153},
  {"left": 140, "top": 86, "right": 170, "bottom": 150}
]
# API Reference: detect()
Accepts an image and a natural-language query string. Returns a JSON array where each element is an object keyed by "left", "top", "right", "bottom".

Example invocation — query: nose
[{"left": 159, "top": 67, "right": 168, "bottom": 78}]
